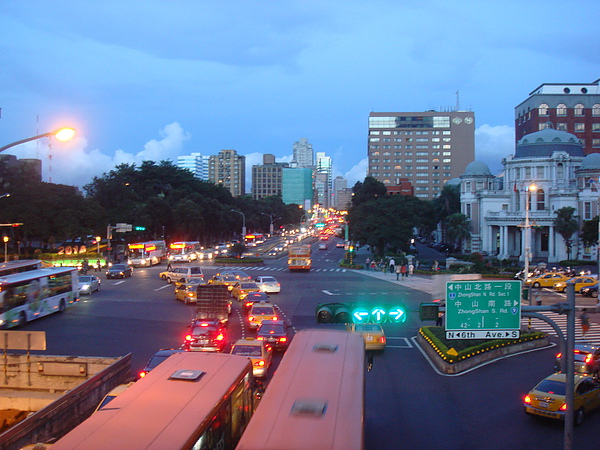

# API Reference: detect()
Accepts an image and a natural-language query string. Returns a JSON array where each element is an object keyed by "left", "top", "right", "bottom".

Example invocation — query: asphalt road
[{"left": 18, "top": 239, "right": 600, "bottom": 449}]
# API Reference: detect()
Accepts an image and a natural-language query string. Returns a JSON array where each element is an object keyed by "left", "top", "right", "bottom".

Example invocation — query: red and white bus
[
  {"left": 53, "top": 352, "right": 257, "bottom": 449},
  {"left": 237, "top": 329, "right": 365, "bottom": 450},
  {"left": 127, "top": 240, "right": 166, "bottom": 267},
  {"left": 168, "top": 241, "right": 201, "bottom": 263}
]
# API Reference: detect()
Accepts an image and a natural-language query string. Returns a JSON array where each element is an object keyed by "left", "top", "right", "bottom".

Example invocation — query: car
[
  {"left": 581, "top": 283, "right": 599, "bottom": 298},
  {"left": 254, "top": 275, "right": 281, "bottom": 294},
  {"left": 78, "top": 275, "right": 101, "bottom": 294},
  {"left": 138, "top": 348, "right": 185, "bottom": 379},
  {"left": 160, "top": 265, "right": 204, "bottom": 284},
  {"left": 247, "top": 301, "right": 278, "bottom": 329},
  {"left": 347, "top": 323, "right": 386, "bottom": 351},
  {"left": 256, "top": 320, "right": 290, "bottom": 351},
  {"left": 525, "top": 272, "right": 570, "bottom": 288},
  {"left": 553, "top": 276, "right": 598, "bottom": 293},
  {"left": 336, "top": 241, "right": 345, "bottom": 248},
  {"left": 231, "top": 281, "right": 261, "bottom": 301},
  {"left": 220, "top": 270, "right": 252, "bottom": 282},
  {"left": 106, "top": 264, "right": 133, "bottom": 279},
  {"left": 173, "top": 278, "right": 205, "bottom": 304},
  {"left": 523, "top": 373, "right": 600, "bottom": 425},
  {"left": 209, "top": 274, "right": 239, "bottom": 291},
  {"left": 183, "top": 319, "right": 227, "bottom": 353},
  {"left": 554, "top": 344, "right": 600, "bottom": 378},
  {"left": 318, "top": 243, "right": 327, "bottom": 250},
  {"left": 243, "top": 291, "right": 270, "bottom": 314},
  {"left": 230, "top": 337, "right": 273, "bottom": 378}
]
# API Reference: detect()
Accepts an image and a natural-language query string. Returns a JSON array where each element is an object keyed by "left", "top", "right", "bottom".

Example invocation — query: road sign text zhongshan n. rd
[{"left": 445, "top": 280, "right": 521, "bottom": 340}]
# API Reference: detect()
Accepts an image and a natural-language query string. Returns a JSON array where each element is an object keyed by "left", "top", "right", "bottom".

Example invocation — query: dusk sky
[{"left": 1, "top": 1, "right": 599, "bottom": 191}]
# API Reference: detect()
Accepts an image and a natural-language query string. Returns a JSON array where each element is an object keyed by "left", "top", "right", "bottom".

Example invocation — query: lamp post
[
  {"left": 524, "top": 184, "right": 537, "bottom": 292},
  {"left": 230, "top": 209, "right": 246, "bottom": 243},
  {"left": 96, "top": 236, "right": 102, "bottom": 256},
  {"left": 261, "top": 213, "right": 280, "bottom": 236},
  {"left": 3, "top": 236, "right": 8, "bottom": 262},
  {"left": 0, "top": 128, "right": 75, "bottom": 153}
]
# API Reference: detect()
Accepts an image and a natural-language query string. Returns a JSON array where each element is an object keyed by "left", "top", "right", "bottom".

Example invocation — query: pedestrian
[
  {"left": 395, "top": 264, "right": 402, "bottom": 280},
  {"left": 96, "top": 259, "right": 101, "bottom": 272},
  {"left": 408, "top": 263, "right": 414, "bottom": 277},
  {"left": 581, "top": 309, "right": 590, "bottom": 336},
  {"left": 365, "top": 257, "right": 370, "bottom": 270},
  {"left": 388, "top": 258, "right": 396, "bottom": 274},
  {"left": 370, "top": 261, "right": 376, "bottom": 271},
  {"left": 436, "top": 311, "right": 443, "bottom": 327},
  {"left": 433, "top": 260, "right": 439, "bottom": 271},
  {"left": 400, "top": 264, "right": 407, "bottom": 278},
  {"left": 167, "top": 261, "right": 173, "bottom": 271}
]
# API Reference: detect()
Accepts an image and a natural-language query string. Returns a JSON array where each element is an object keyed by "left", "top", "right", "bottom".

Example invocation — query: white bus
[
  {"left": 0, "top": 267, "right": 79, "bottom": 329},
  {"left": 168, "top": 241, "right": 201, "bottom": 263},
  {"left": 127, "top": 240, "right": 167, "bottom": 267},
  {"left": 0, "top": 259, "right": 42, "bottom": 277}
]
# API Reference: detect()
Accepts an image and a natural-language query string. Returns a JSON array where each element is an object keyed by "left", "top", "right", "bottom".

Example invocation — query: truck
[
  {"left": 195, "top": 284, "right": 231, "bottom": 324},
  {"left": 288, "top": 245, "right": 312, "bottom": 271}
]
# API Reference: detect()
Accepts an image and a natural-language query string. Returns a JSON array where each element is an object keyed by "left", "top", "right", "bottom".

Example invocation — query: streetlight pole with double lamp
[
  {"left": 261, "top": 213, "right": 280, "bottom": 236},
  {"left": 230, "top": 209, "right": 246, "bottom": 244}
]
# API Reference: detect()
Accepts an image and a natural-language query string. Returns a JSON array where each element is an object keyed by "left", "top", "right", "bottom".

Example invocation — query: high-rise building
[
  {"left": 177, "top": 152, "right": 209, "bottom": 180},
  {"left": 251, "top": 154, "right": 289, "bottom": 200},
  {"left": 292, "top": 138, "right": 314, "bottom": 168},
  {"left": 368, "top": 111, "right": 475, "bottom": 199},
  {"left": 333, "top": 176, "right": 347, "bottom": 210},
  {"left": 282, "top": 167, "right": 313, "bottom": 209},
  {"left": 208, "top": 149, "right": 245, "bottom": 197},
  {"left": 315, "top": 152, "right": 332, "bottom": 208},
  {"left": 515, "top": 80, "right": 600, "bottom": 154}
]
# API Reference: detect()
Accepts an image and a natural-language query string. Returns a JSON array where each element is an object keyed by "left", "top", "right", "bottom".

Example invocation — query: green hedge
[
  {"left": 214, "top": 257, "right": 263, "bottom": 264},
  {"left": 419, "top": 326, "right": 546, "bottom": 364}
]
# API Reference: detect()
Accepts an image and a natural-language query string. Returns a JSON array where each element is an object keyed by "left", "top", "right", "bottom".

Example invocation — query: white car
[
  {"left": 78, "top": 275, "right": 101, "bottom": 295},
  {"left": 254, "top": 276, "right": 281, "bottom": 294}
]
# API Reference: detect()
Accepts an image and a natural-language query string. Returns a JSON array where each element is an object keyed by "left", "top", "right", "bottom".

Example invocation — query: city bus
[
  {"left": 53, "top": 352, "right": 257, "bottom": 449},
  {"left": 237, "top": 329, "right": 365, "bottom": 450},
  {"left": 287, "top": 245, "right": 312, "bottom": 271},
  {"left": 168, "top": 241, "right": 201, "bottom": 263},
  {"left": 127, "top": 240, "right": 167, "bottom": 267},
  {"left": 0, "top": 267, "right": 79, "bottom": 329},
  {"left": 0, "top": 259, "right": 42, "bottom": 277}
]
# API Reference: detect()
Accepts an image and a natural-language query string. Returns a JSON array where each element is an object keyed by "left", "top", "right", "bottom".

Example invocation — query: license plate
[
  {"left": 199, "top": 339, "right": 209, "bottom": 345},
  {"left": 539, "top": 401, "right": 549, "bottom": 408}
]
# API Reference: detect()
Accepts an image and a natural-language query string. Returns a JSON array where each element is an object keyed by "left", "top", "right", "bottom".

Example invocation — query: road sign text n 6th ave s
[{"left": 445, "top": 280, "right": 521, "bottom": 339}]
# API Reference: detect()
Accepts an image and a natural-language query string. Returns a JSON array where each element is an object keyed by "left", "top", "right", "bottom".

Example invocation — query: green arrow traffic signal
[
  {"left": 352, "top": 308, "right": 369, "bottom": 323},
  {"left": 370, "top": 307, "right": 387, "bottom": 323},
  {"left": 388, "top": 306, "right": 407, "bottom": 323}
]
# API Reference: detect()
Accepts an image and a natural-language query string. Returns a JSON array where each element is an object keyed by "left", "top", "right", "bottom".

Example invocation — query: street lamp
[
  {"left": 0, "top": 194, "right": 10, "bottom": 199},
  {"left": 261, "top": 213, "right": 280, "bottom": 236},
  {"left": 0, "top": 127, "right": 76, "bottom": 153},
  {"left": 230, "top": 209, "right": 246, "bottom": 243},
  {"left": 524, "top": 183, "right": 537, "bottom": 292},
  {"left": 3, "top": 236, "right": 8, "bottom": 262},
  {"left": 96, "top": 236, "right": 102, "bottom": 256}
]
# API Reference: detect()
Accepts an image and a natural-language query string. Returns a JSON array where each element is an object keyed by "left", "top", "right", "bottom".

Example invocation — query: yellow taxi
[
  {"left": 553, "top": 276, "right": 598, "bottom": 293},
  {"left": 173, "top": 278, "right": 204, "bottom": 304},
  {"left": 230, "top": 338, "right": 273, "bottom": 378},
  {"left": 247, "top": 301, "right": 278, "bottom": 330},
  {"left": 347, "top": 323, "right": 386, "bottom": 351},
  {"left": 231, "top": 281, "right": 261, "bottom": 301},
  {"left": 209, "top": 274, "right": 239, "bottom": 291},
  {"left": 525, "top": 272, "right": 570, "bottom": 288},
  {"left": 523, "top": 373, "right": 600, "bottom": 425}
]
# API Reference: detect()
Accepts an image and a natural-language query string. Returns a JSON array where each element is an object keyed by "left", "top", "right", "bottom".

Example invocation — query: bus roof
[
  {"left": 0, "top": 267, "right": 77, "bottom": 285},
  {"left": 53, "top": 352, "right": 253, "bottom": 450},
  {"left": 237, "top": 329, "right": 365, "bottom": 450},
  {"left": 0, "top": 259, "right": 41, "bottom": 273}
]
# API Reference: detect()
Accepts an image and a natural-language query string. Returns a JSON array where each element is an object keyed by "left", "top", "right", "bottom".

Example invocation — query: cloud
[
  {"left": 475, "top": 124, "right": 515, "bottom": 175},
  {"left": 344, "top": 158, "right": 368, "bottom": 188}
]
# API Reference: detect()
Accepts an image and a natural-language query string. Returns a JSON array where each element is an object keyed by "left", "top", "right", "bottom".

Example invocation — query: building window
[
  {"left": 537, "top": 166, "right": 544, "bottom": 178},
  {"left": 556, "top": 123, "right": 567, "bottom": 131},
  {"left": 465, "top": 203, "right": 471, "bottom": 218},
  {"left": 557, "top": 104, "right": 567, "bottom": 116},
  {"left": 584, "top": 201, "right": 592, "bottom": 220},
  {"left": 592, "top": 124, "right": 600, "bottom": 132},
  {"left": 557, "top": 163, "right": 564, "bottom": 178},
  {"left": 593, "top": 104, "right": 600, "bottom": 116},
  {"left": 593, "top": 139, "right": 600, "bottom": 148},
  {"left": 539, "top": 104, "right": 549, "bottom": 115},
  {"left": 442, "top": 152, "right": 452, "bottom": 156},
  {"left": 536, "top": 189, "right": 545, "bottom": 211},
  {"left": 443, "top": 159, "right": 451, "bottom": 163},
  {"left": 575, "top": 103, "right": 585, "bottom": 116},
  {"left": 575, "top": 123, "right": 585, "bottom": 132}
]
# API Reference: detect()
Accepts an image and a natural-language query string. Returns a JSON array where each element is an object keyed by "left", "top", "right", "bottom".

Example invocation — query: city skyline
[{"left": 1, "top": 1, "right": 598, "bottom": 190}]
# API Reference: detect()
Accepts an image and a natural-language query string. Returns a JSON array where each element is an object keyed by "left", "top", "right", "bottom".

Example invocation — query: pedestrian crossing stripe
[
  {"left": 521, "top": 311, "right": 600, "bottom": 345},
  {"left": 208, "top": 266, "right": 346, "bottom": 272}
]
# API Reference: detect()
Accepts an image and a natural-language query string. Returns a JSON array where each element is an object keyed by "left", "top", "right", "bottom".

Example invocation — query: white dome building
[{"left": 461, "top": 125, "right": 600, "bottom": 263}]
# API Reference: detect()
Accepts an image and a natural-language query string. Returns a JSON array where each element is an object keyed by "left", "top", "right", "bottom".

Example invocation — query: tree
[
  {"left": 581, "top": 217, "right": 599, "bottom": 248},
  {"left": 432, "top": 183, "right": 460, "bottom": 243},
  {"left": 445, "top": 213, "right": 471, "bottom": 252},
  {"left": 350, "top": 176, "right": 388, "bottom": 207},
  {"left": 554, "top": 206, "right": 579, "bottom": 260}
]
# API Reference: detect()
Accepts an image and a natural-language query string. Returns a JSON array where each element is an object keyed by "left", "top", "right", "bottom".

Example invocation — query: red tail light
[
  {"left": 255, "top": 360, "right": 265, "bottom": 367},
  {"left": 556, "top": 353, "right": 562, "bottom": 359},
  {"left": 185, "top": 334, "right": 192, "bottom": 341},
  {"left": 245, "top": 302, "right": 252, "bottom": 308},
  {"left": 524, "top": 395, "right": 531, "bottom": 404},
  {"left": 379, "top": 336, "right": 387, "bottom": 344},
  {"left": 560, "top": 403, "right": 567, "bottom": 411},
  {"left": 279, "top": 337, "right": 287, "bottom": 343},
  {"left": 216, "top": 333, "right": 225, "bottom": 341},
  {"left": 257, "top": 336, "right": 264, "bottom": 340},
  {"left": 585, "top": 353, "right": 593, "bottom": 363},
  {"left": 272, "top": 316, "right": 278, "bottom": 321},
  {"left": 139, "top": 371, "right": 148, "bottom": 378},
  {"left": 248, "top": 316, "right": 255, "bottom": 321}
]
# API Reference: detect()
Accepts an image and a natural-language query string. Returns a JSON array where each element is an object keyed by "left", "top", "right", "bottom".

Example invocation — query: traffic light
[
  {"left": 419, "top": 303, "right": 440, "bottom": 321},
  {"left": 316, "top": 303, "right": 408, "bottom": 324},
  {"left": 134, "top": 226, "right": 146, "bottom": 231}
]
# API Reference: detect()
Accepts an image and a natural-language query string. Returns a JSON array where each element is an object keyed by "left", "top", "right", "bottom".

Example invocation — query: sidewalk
[{"left": 350, "top": 267, "right": 435, "bottom": 294}]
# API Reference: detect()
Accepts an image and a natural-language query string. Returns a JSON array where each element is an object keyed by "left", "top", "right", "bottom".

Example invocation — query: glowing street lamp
[
  {"left": 0, "top": 127, "right": 76, "bottom": 153},
  {"left": 3, "top": 236, "right": 8, "bottom": 262}
]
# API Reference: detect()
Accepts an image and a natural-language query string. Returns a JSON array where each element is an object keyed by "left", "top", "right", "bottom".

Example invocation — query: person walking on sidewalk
[
  {"left": 388, "top": 258, "right": 396, "bottom": 274},
  {"left": 365, "top": 257, "right": 370, "bottom": 270},
  {"left": 408, "top": 263, "right": 414, "bottom": 277},
  {"left": 400, "top": 264, "right": 407, "bottom": 278},
  {"left": 395, "top": 264, "right": 402, "bottom": 280}
]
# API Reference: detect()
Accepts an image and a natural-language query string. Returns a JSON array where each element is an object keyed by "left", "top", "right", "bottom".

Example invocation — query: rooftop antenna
[{"left": 455, "top": 91, "right": 460, "bottom": 111}]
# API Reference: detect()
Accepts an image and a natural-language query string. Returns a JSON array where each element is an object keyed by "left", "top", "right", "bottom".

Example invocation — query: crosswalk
[
  {"left": 208, "top": 266, "right": 347, "bottom": 273},
  {"left": 521, "top": 311, "right": 600, "bottom": 345}
]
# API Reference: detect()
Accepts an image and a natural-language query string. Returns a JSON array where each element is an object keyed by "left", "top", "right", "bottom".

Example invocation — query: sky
[{"left": 1, "top": 0, "right": 599, "bottom": 192}]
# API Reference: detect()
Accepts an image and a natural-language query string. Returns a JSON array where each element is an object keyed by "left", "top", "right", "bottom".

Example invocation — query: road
[{"left": 19, "top": 239, "right": 600, "bottom": 449}]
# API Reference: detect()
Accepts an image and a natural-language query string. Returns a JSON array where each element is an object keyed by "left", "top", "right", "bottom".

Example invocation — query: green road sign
[{"left": 445, "top": 280, "right": 522, "bottom": 339}]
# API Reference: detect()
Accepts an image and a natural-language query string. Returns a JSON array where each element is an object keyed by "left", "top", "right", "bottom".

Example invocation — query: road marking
[
  {"left": 322, "top": 290, "right": 340, "bottom": 296},
  {"left": 155, "top": 284, "right": 171, "bottom": 291},
  {"left": 386, "top": 337, "right": 413, "bottom": 348},
  {"left": 114, "top": 281, "right": 126, "bottom": 286}
]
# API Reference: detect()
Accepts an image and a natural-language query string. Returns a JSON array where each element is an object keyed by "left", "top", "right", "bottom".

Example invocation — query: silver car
[{"left": 78, "top": 275, "right": 101, "bottom": 295}]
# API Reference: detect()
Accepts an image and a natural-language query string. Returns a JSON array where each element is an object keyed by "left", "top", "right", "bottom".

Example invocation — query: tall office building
[
  {"left": 315, "top": 152, "right": 333, "bottom": 208},
  {"left": 515, "top": 80, "right": 600, "bottom": 154},
  {"left": 292, "top": 138, "right": 314, "bottom": 168},
  {"left": 368, "top": 111, "right": 475, "bottom": 199},
  {"left": 251, "top": 154, "right": 289, "bottom": 199},
  {"left": 282, "top": 167, "right": 313, "bottom": 209},
  {"left": 333, "top": 176, "right": 347, "bottom": 210},
  {"left": 208, "top": 149, "right": 245, "bottom": 197},
  {"left": 177, "top": 152, "right": 209, "bottom": 180}
]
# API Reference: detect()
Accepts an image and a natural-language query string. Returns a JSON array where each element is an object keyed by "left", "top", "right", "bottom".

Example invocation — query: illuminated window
[
  {"left": 575, "top": 104, "right": 585, "bottom": 116},
  {"left": 557, "top": 104, "right": 567, "bottom": 116},
  {"left": 538, "top": 104, "right": 549, "bottom": 115}
]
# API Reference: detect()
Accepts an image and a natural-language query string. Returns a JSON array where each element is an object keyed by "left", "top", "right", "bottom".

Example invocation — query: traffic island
[{"left": 417, "top": 326, "right": 550, "bottom": 374}]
